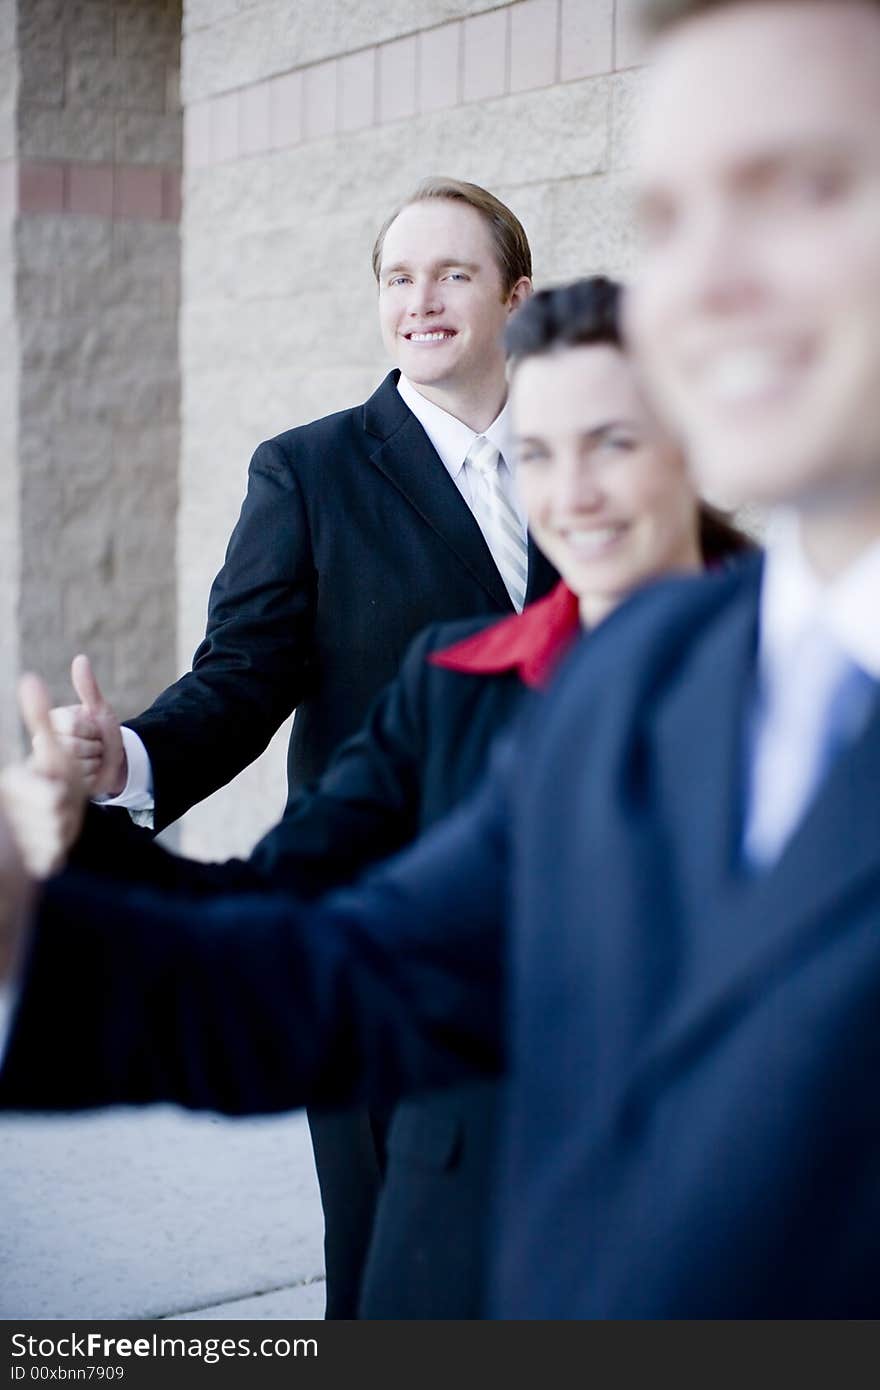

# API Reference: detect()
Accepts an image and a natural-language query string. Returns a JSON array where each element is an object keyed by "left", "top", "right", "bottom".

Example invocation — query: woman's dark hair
[
  {"left": 505, "top": 276, "right": 625, "bottom": 362},
  {"left": 505, "top": 276, "right": 755, "bottom": 566}
]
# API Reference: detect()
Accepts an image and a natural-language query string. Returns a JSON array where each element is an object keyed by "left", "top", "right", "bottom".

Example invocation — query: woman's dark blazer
[{"left": 72, "top": 588, "right": 578, "bottom": 1317}]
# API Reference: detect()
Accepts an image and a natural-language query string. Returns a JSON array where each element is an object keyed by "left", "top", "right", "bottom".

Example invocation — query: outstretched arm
[
  {"left": 0, "top": 740, "right": 513, "bottom": 1118},
  {"left": 126, "top": 448, "right": 318, "bottom": 831},
  {"left": 65, "top": 623, "right": 436, "bottom": 899}
]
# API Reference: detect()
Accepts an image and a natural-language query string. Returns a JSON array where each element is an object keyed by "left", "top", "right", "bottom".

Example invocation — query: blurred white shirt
[{"left": 744, "top": 512, "right": 880, "bottom": 866}]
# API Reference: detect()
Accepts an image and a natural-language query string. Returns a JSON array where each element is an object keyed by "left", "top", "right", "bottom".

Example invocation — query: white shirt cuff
[{"left": 91, "top": 727, "right": 155, "bottom": 811}]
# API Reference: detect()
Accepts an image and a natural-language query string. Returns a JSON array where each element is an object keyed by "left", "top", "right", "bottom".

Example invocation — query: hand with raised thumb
[
  {"left": 0, "top": 673, "right": 88, "bottom": 879},
  {"left": 48, "top": 654, "right": 128, "bottom": 796}
]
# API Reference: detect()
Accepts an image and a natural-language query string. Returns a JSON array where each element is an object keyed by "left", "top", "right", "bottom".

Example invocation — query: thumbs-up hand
[
  {"left": 48, "top": 654, "right": 128, "bottom": 797},
  {"left": 0, "top": 674, "right": 88, "bottom": 879}
]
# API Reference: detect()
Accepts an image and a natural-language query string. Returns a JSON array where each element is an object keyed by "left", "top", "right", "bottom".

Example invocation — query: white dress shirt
[
  {"left": 756, "top": 512, "right": 880, "bottom": 684},
  {"left": 103, "top": 374, "right": 527, "bottom": 814},
  {"left": 396, "top": 374, "right": 526, "bottom": 531},
  {"left": 744, "top": 511, "right": 880, "bottom": 866}
]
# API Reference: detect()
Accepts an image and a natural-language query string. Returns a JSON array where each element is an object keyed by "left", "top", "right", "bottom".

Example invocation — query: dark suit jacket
[
  {"left": 69, "top": 612, "right": 535, "bottom": 1318},
  {"left": 118, "top": 367, "right": 555, "bottom": 1317},
  {"left": 127, "top": 370, "right": 556, "bottom": 832},
  {"left": 9, "top": 552, "right": 880, "bottom": 1316}
]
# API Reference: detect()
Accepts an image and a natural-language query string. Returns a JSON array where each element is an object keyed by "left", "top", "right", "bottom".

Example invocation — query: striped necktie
[{"left": 466, "top": 434, "right": 528, "bottom": 612}]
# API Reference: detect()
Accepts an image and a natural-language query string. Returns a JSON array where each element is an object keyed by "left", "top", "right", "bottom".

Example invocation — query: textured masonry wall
[
  {"left": 0, "top": 7, "right": 19, "bottom": 760},
  {"left": 178, "top": 0, "right": 649, "bottom": 859},
  {"left": 7, "top": 0, "right": 182, "bottom": 749}
]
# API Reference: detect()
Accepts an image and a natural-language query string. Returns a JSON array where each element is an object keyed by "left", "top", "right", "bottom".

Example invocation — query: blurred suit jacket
[{"left": 8, "top": 550, "right": 880, "bottom": 1315}]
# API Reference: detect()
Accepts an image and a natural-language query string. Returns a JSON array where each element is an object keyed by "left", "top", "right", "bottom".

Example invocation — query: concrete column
[
  {"left": 3, "top": 0, "right": 182, "bottom": 755},
  {"left": 0, "top": 6, "right": 20, "bottom": 760}
]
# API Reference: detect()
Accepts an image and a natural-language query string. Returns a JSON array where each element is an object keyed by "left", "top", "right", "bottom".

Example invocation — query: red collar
[{"left": 430, "top": 581, "right": 581, "bottom": 690}]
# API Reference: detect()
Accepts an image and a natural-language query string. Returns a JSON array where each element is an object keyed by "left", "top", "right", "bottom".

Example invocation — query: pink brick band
[
  {"left": 185, "top": 1, "right": 619, "bottom": 171},
  {"left": 15, "top": 161, "right": 181, "bottom": 222}
]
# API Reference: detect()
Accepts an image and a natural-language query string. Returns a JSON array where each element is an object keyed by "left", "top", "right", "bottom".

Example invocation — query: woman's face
[{"left": 511, "top": 343, "right": 703, "bottom": 625}]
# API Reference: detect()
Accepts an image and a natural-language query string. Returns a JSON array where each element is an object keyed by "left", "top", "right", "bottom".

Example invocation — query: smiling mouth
[
  {"left": 561, "top": 526, "right": 626, "bottom": 557},
  {"left": 405, "top": 330, "right": 457, "bottom": 343}
]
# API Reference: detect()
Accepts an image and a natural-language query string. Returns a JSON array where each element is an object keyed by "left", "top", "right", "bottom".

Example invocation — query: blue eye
[{"left": 447, "top": 272, "right": 469, "bottom": 282}]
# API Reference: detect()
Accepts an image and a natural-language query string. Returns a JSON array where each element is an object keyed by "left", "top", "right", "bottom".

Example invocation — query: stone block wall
[
  {"left": 177, "top": 0, "right": 649, "bottom": 858},
  {"left": 0, "top": 6, "right": 19, "bottom": 760},
  {"left": 1, "top": 0, "right": 182, "bottom": 760}
]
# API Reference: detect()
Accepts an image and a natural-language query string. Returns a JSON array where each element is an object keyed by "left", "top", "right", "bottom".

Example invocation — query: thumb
[
  {"left": 71, "top": 653, "right": 108, "bottom": 717},
  {"left": 19, "top": 673, "right": 67, "bottom": 776}
]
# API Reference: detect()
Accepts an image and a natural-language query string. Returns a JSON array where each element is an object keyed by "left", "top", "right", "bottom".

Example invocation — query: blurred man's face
[{"left": 626, "top": 2, "right": 880, "bottom": 547}]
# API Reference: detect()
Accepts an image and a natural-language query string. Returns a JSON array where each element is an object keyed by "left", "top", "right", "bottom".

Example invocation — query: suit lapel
[
  {"left": 629, "top": 619, "right": 880, "bottom": 1103},
  {"left": 363, "top": 372, "right": 513, "bottom": 611},
  {"left": 525, "top": 537, "right": 558, "bottom": 606},
  {"left": 651, "top": 563, "right": 761, "bottom": 908}
]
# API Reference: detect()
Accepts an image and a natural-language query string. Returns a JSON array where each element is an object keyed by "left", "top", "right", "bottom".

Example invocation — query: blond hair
[{"left": 371, "top": 177, "right": 532, "bottom": 295}]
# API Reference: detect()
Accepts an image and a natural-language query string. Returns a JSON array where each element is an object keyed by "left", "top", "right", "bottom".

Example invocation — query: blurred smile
[{"left": 556, "top": 524, "right": 629, "bottom": 560}]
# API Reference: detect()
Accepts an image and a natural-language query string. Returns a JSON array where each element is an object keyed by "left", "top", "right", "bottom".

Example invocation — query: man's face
[
  {"left": 626, "top": 2, "right": 880, "bottom": 527},
  {"left": 377, "top": 199, "right": 528, "bottom": 400}
]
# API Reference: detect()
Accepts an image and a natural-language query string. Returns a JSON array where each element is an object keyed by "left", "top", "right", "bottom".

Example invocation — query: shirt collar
[
  {"left": 397, "top": 373, "right": 512, "bottom": 479},
  {"left": 759, "top": 509, "right": 880, "bottom": 682}
]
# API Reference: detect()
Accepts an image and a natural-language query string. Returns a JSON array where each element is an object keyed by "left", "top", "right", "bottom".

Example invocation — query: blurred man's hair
[
  {"left": 506, "top": 277, "right": 755, "bottom": 566},
  {"left": 371, "top": 177, "right": 532, "bottom": 296},
  {"left": 638, "top": 0, "right": 880, "bottom": 38}
]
